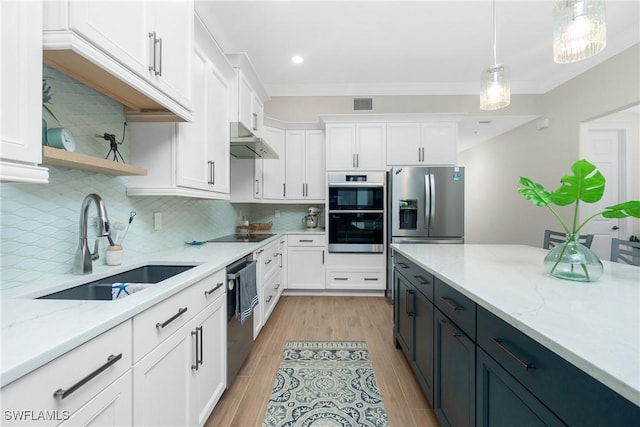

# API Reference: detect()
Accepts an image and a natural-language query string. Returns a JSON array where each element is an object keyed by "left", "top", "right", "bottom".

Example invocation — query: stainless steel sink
[{"left": 38, "top": 265, "right": 196, "bottom": 301}]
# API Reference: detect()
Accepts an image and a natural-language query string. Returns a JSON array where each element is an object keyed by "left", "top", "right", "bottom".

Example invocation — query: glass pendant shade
[
  {"left": 553, "top": 0, "right": 606, "bottom": 64},
  {"left": 480, "top": 64, "right": 510, "bottom": 110}
]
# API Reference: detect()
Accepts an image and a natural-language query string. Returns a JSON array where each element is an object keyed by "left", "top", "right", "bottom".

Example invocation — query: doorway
[{"left": 579, "top": 106, "right": 638, "bottom": 260}]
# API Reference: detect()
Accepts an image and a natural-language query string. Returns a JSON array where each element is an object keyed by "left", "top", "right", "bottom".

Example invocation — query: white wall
[{"left": 458, "top": 44, "right": 639, "bottom": 246}]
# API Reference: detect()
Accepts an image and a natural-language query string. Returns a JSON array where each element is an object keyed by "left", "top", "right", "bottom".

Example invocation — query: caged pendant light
[
  {"left": 480, "top": 0, "right": 510, "bottom": 111},
  {"left": 553, "top": 0, "right": 606, "bottom": 64}
]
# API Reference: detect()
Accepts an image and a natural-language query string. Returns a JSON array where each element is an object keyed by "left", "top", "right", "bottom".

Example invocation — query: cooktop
[{"left": 207, "top": 233, "right": 275, "bottom": 243}]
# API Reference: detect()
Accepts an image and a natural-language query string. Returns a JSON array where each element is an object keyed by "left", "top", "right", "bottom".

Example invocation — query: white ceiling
[{"left": 195, "top": 0, "right": 640, "bottom": 149}]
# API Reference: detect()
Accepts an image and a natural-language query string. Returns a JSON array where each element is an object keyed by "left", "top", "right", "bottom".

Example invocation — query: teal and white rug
[{"left": 263, "top": 341, "right": 390, "bottom": 427}]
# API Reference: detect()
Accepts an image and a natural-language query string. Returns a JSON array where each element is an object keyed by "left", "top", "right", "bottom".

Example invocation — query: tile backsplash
[{"left": 1, "top": 67, "right": 322, "bottom": 286}]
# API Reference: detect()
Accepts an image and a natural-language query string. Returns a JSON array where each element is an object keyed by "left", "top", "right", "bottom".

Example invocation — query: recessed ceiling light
[{"left": 291, "top": 55, "right": 304, "bottom": 64}]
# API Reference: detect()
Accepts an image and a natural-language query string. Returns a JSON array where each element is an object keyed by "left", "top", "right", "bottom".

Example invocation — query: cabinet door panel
[
  {"left": 285, "top": 130, "right": 305, "bottom": 199},
  {"left": 476, "top": 349, "right": 564, "bottom": 427},
  {"left": 177, "top": 48, "right": 208, "bottom": 190},
  {"left": 133, "top": 328, "right": 192, "bottom": 426},
  {"left": 421, "top": 123, "right": 457, "bottom": 165},
  {"left": 262, "top": 127, "right": 286, "bottom": 200},
  {"left": 305, "top": 130, "right": 326, "bottom": 199},
  {"left": 413, "top": 291, "right": 435, "bottom": 406},
  {"left": 387, "top": 123, "right": 421, "bottom": 165},
  {"left": 68, "top": 1, "right": 148, "bottom": 78},
  {"left": 61, "top": 371, "right": 133, "bottom": 427},
  {"left": 206, "top": 60, "right": 231, "bottom": 194},
  {"left": 326, "top": 125, "right": 355, "bottom": 170},
  {"left": 394, "top": 271, "right": 413, "bottom": 358},
  {"left": 192, "top": 297, "right": 226, "bottom": 426},
  {"left": 356, "top": 124, "right": 386, "bottom": 170},
  {"left": 287, "top": 247, "right": 324, "bottom": 289},
  {"left": 435, "top": 310, "right": 475, "bottom": 427}
]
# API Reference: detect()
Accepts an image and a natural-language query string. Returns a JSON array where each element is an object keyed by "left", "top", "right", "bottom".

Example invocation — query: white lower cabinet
[
  {"left": 61, "top": 370, "right": 133, "bottom": 427},
  {"left": 287, "top": 234, "right": 326, "bottom": 290},
  {"left": 132, "top": 268, "right": 226, "bottom": 426},
  {"left": 0, "top": 321, "right": 132, "bottom": 426}
]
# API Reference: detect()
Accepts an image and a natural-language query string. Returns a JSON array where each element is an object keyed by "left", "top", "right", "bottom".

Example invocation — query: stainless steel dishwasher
[{"left": 225, "top": 255, "right": 256, "bottom": 388}]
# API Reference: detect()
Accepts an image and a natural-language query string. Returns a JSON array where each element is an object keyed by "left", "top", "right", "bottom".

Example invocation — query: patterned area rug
[{"left": 263, "top": 341, "right": 390, "bottom": 427}]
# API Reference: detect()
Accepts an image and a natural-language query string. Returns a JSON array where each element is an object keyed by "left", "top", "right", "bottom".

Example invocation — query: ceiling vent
[{"left": 353, "top": 97, "right": 373, "bottom": 111}]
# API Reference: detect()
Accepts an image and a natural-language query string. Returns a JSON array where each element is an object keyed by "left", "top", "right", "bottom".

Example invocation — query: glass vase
[{"left": 543, "top": 233, "right": 603, "bottom": 282}]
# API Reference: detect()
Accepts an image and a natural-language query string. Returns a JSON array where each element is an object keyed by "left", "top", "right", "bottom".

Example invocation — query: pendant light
[
  {"left": 480, "top": 0, "right": 510, "bottom": 111},
  {"left": 553, "top": 0, "right": 606, "bottom": 64}
]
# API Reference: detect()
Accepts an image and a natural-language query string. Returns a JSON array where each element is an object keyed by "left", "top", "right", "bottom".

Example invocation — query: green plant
[
  {"left": 518, "top": 159, "right": 640, "bottom": 236},
  {"left": 42, "top": 78, "right": 60, "bottom": 123}
]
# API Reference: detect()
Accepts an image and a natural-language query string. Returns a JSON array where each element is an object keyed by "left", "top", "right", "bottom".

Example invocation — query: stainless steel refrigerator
[{"left": 386, "top": 166, "right": 465, "bottom": 299}]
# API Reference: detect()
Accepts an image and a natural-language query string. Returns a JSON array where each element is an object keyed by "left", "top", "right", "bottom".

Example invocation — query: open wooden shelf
[{"left": 42, "top": 146, "right": 147, "bottom": 176}]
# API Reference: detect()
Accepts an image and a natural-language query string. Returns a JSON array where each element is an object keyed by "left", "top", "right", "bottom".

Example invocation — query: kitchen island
[{"left": 392, "top": 243, "right": 639, "bottom": 426}]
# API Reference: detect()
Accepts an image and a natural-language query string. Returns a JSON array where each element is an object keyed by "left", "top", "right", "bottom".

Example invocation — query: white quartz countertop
[
  {"left": 391, "top": 243, "right": 640, "bottom": 406},
  {"left": 0, "top": 233, "right": 299, "bottom": 387}
]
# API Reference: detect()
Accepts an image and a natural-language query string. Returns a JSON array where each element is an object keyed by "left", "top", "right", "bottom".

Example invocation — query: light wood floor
[{"left": 205, "top": 296, "right": 439, "bottom": 427}]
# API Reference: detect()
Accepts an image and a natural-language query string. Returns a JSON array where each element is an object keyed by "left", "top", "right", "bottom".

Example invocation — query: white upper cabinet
[
  {"left": 387, "top": 122, "right": 457, "bottom": 165},
  {"left": 285, "top": 130, "right": 325, "bottom": 201},
  {"left": 127, "top": 16, "right": 234, "bottom": 199},
  {"left": 261, "top": 126, "right": 286, "bottom": 200},
  {"left": 43, "top": 0, "right": 193, "bottom": 121},
  {"left": 227, "top": 54, "right": 268, "bottom": 138},
  {"left": 326, "top": 123, "right": 386, "bottom": 171},
  {"left": 0, "top": 0, "right": 49, "bottom": 183}
]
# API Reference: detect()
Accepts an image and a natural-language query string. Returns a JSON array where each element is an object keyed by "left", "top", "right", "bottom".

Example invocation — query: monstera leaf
[
  {"left": 601, "top": 201, "right": 640, "bottom": 219},
  {"left": 550, "top": 159, "right": 605, "bottom": 206},
  {"left": 517, "top": 177, "right": 553, "bottom": 207}
]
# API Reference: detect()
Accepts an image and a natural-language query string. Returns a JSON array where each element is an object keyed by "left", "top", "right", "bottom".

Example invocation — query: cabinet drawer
[
  {"left": 133, "top": 271, "right": 224, "bottom": 362},
  {"left": 256, "top": 241, "right": 280, "bottom": 279},
  {"left": 326, "top": 269, "right": 385, "bottom": 290},
  {"left": 0, "top": 321, "right": 132, "bottom": 424},
  {"left": 287, "top": 234, "right": 326, "bottom": 247},
  {"left": 477, "top": 306, "right": 640, "bottom": 426},
  {"left": 434, "top": 278, "right": 476, "bottom": 340},
  {"left": 394, "top": 252, "right": 434, "bottom": 301},
  {"left": 262, "top": 270, "right": 282, "bottom": 322}
]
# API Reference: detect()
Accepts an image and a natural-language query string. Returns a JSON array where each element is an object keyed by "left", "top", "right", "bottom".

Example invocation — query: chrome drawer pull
[
  {"left": 397, "top": 262, "right": 409, "bottom": 269},
  {"left": 364, "top": 277, "right": 379, "bottom": 281},
  {"left": 191, "top": 329, "right": 199, "bottom": 370},
  {"left": 439, "top": 296, "right": 462, "bottom": 311},
  {"left": 265, "top": 259, "right": 272, "bottom": 265},
  {"left": 156, "top": 307, "right": 188, "bottom": 329},
  {"left": 335, "top": 277, "right": 349, "bottom": 281},
  {"left": 266, "top": 295, "right": 273, "bottom": 303},
  {"left": 299, "top": 239, "right": 313, "bottom": 243},
  {"left": 54, "top": 353, "right": 122, "bottom": 400},
  {"left": 490, "top": 337, "right": 536, "bottom": 371},
  {"left": 204, "top": 282, "right": 223, "bottom": 296}
]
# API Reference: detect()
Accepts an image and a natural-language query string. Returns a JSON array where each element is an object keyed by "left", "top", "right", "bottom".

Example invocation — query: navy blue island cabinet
[
  {"left": 393, "top": 253, "right": 436, "bottom": 406},
  {"left": 392, "top": 250, "right": 640, "bottom": 427}
]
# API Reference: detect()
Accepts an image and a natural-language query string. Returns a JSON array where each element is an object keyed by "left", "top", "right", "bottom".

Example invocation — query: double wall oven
[{"left": 327, "top": 172, "right": 385, "bottom": 253}]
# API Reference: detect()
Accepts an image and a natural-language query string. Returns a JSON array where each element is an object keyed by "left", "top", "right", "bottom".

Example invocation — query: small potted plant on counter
[{"left": 518, "top": 159, "right": 640, "bottom": 282}]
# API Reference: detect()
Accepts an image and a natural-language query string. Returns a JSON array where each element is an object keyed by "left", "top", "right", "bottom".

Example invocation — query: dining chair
[
  {"left": 610, "top": 238, "right": 640, "bottom": 266},
  {"left": 543, "top": 229, "right": 594, "bottom": 249}
]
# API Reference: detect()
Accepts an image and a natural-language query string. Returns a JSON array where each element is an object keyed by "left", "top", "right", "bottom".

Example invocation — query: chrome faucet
[{"left": 73, "top": 194, "right": 112, "bottom": 274}]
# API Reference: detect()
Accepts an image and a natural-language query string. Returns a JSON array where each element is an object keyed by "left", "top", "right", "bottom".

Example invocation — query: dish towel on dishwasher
[{"left": 237, "top": 261, "right": 259, "bottom": 325}]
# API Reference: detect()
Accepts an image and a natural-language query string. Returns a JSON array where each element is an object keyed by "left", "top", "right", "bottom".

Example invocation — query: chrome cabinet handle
[
  {"left": 204, "top": 282, "right": 223, "bottom": 296},
  {"left": 156, "top": 307, "right": 188, "bottom": 329},
  {"left": 299, "top": 239, "right": 313, "bottom": 243},
  {"left": 414, "top": 275, "right": 431, "bottom": 285},
  {"left": 397, "top": 262, "right": 409, "bottom": 269},
  {"left": 441, "top": 317, "right": 462, "bottom": 338},
  {"left": 490, "top": 337, "right": 536, "bottom": 371},
  {"left": 54, "top": 354, "right": 122, "bottom": 399},
  {"left": 335, "top": 277, "right": 349, "bottom": 281},
  {"left": 255, "top": 179, "right": 260, "bottom": 195},
  {"left": 283, "top": 183, "right": 286, "bottom": 197},
  {"left": 255, "top": 249, "right": 264, "bottom": 255},
  {"left": 265, "top": 259, "right": 272, "bottom": 265},
  {"left": 197, "top": 326, "right": 203, "bottom": 366},
  {"left": 406, "top": 289, "right": 415, "bottom": 316},
  {"left": 275, "top": 283, "right": 281, "bottom": 289},
  {"left": 156, "top": 36, "right": 163, "bottom": 76},
  {"left": 191, "top": 329, "right": 198, "bottom": 370},
  {"left": 148, "top": 32, "right": 157, "bottom": 72},
  {"left": 252, "top": 112, "right": 258, "bottom": 131},
  {"left": 439, "top": 296, "right": 462, "bottom": 312},
  {"left": 266, "top": 295, "right": 273, "bottom": 303},
  {"left": 364, "top": 277, "right": 379, "bottom": 281},
  {"left": 207, "top": 160, "right": 215, "bottom": 185}
]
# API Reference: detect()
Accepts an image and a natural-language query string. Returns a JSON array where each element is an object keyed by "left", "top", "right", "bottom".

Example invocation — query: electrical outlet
[
  {"left": 154, "top": 212, "right": 162, "bottom": 231},
  {"left": 274, "top": 210, "right": 281, "bottom": 218}
]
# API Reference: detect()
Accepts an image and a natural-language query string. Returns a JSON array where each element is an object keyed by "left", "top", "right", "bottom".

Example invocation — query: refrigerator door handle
[
  {"left": 429, "top": 173, "right": 435, "bottom": 229},
  {"left": 424, "top": 174, "right": 430, "bottom": 230}
]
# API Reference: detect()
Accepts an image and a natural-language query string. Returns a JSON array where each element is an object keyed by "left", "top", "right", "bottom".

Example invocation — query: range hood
[{"left": 230, "top": 122, "right": 279, "bottom": 159}]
